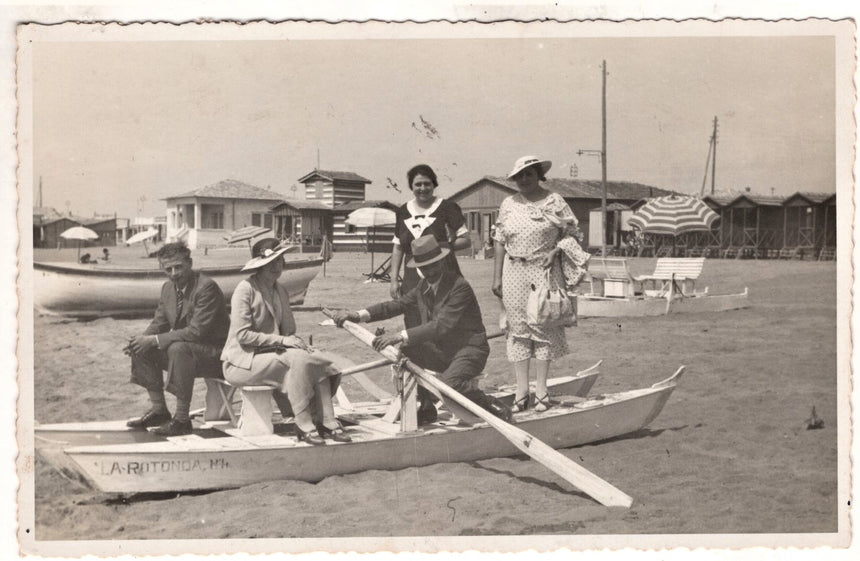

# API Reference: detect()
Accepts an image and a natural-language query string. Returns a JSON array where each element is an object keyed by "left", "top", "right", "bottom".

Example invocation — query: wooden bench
[
  {"left": 204, "top": 377, "right": 357, "bottom": 437},
  {"left": 205, "top": 379, "right": 276, "bottom": 436},
  {"left": 587, "top": 257, "right": 642, "bottom": 298},
  {"left": 637, "top": 257, "right": 705, "bottom": 297}
]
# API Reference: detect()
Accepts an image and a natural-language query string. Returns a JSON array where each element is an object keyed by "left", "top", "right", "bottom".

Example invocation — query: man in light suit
[
  {"left": 334, "top": 236, "right": 512, "bottom": 425},
  {"left": 125, "top": 242, "right": 229, "bottom": 436}
]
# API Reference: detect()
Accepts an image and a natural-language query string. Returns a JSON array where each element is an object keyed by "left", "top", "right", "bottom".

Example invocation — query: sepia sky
[{"left": 32, "top": 32, "right": 836, "bottom": 219}]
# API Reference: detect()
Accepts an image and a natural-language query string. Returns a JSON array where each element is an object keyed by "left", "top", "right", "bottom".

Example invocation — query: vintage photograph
[{"left": 14, "top": 17, "right": 853, "bottom": 557}]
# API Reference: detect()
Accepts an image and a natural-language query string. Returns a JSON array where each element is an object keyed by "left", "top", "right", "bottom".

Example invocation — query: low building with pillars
[{"left": 163, "top": 179, "right": 286, "bottom": 249}]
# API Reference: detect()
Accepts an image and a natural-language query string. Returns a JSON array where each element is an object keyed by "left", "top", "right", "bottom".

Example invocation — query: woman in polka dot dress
[{"left": 492, "top": 155, "right": 585, "bottom": 413}]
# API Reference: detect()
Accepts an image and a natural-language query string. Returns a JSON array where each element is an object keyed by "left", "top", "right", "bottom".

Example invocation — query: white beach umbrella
[
  {"left": 126, "top": 228, "right": 159, "bottom": 257},
  {"left": 345, "top": 207, "right": 396, "bottom": 277},
  {"left": 224, "top": 226, "right": 273, "bottom": 252},
  {"left": 60, "top": 226, "right": 99, "bottom": 260}
]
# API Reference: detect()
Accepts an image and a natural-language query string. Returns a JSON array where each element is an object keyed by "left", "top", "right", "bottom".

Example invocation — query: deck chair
[{"left": 363, "top": 256, "right": 392, "bottom": 282}]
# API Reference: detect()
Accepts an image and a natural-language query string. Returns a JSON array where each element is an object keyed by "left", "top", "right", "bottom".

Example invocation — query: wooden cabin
[
  {"left": 297, "top": 169, "right": 372, "bottom": 208},
  {"left": 780, "top": 192, "right": 836, "bottom": 259},
  {"left": 268, "top": 200, "right": 333, "bottom": 253},
  {"left": 332, "top": 200, "right": 398, "bottom": 254}
]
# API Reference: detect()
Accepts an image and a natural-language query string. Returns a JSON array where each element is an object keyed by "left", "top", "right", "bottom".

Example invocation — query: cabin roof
[
  {"left": 479, "top": 176, "right": 673, "bottom": 200},
  {"left": 297, "top": 169, "right": 372, "bottom": 184},
  {"left": 168, "top": 179, "right": 285, "bottom": 201},
  {"left": 334, "top": 200, "right": 399, "bottom": 212},
  {"left": 269, "top": 200, "right": 332, "bottom": 211}
]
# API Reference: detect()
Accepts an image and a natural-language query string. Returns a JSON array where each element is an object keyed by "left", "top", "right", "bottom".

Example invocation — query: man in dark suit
[
  {"left": 125, "top": 242, "right": 229, "bottom": 436},
  {"left": 334, "top": 236, "right": 511, "bottom": 425}
]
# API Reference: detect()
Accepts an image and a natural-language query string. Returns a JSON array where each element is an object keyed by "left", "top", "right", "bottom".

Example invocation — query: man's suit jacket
[
  {"left": 366, "top": 272, "right": 488, "bottom": 357},
  {"left": 220, "top": 276, "right": 297, "bottom": 370},
  {"left": 144, "top": 271, "right": 229, "bottom": 350}
]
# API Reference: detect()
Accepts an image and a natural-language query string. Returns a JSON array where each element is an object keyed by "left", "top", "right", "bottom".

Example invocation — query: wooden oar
[{"left": 325, "top": 311, "right": 633, "bottom": 508}]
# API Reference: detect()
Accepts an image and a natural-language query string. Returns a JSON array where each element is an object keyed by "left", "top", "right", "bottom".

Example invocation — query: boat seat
[
  {"left": 636, "top": 257, "right": 705, "bottom": 297},
  {"left": 587, "top": 257, "right": 642, "bottom": 298},
  {"left": 204, "top": 379, "right": 276, "bottom": 436}
]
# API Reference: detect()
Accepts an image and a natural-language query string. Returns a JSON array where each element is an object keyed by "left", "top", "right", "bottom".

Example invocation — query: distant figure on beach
[
  {"left": 492, "top": 155, "right": 589, "bottom": 414},
  {"left": 101, "top": 248, "right": 110, "bottom": 261},
  {"left": 333, "top": 236, "right": 512, "bottom": 425},
  {"left": 221, "top": 238, "right": 352, "bottom": 445},
  {"left": 124, "top": 242, "right": 230, "bottom": 436},
  {"left": 79, "top": 253, "right": 94, "bottom": 264}
]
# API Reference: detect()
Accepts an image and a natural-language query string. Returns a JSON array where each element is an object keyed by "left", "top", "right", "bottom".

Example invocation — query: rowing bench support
[
  {"left": 238, "top": 386, "right": 276, "bottom": 436},
  {"left": 381, "top": 364, "right": 419, "bottom": 433},
  {"left": 204, "top": 379, "right": 276, "bottom": 436},
  {"left": 204, "top": 379, "right": 238, "bottom": 424}
]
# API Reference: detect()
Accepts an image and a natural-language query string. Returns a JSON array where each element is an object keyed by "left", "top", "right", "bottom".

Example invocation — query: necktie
[{"left": 176, "top": 286, "right": 184, "bottom": 319}]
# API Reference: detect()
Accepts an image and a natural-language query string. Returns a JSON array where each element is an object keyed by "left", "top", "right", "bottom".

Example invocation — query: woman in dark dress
[{"left": 389, "top": 164, "right": 472, "bottom": 317}]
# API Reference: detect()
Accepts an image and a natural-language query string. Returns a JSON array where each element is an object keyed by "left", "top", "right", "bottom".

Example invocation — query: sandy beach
[{"left": 28, "top": 248, "right": 839, "bottom": 543}]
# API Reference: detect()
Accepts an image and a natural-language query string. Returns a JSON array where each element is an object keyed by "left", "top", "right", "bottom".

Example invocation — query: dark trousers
[
  {"left": 130, "top": 341, "right": 223, "bottom": 402},
  {"left": 403, "top": 341, "right": 494, "bottom": 407}
]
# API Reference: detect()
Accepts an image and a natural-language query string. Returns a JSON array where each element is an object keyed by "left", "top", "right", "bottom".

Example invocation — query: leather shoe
[
  {"left": 317, "top": 423, "right": 353, "bottom": 443},
  {"left": 295, "top": 426, "right": 326, "bottom": 446},
  {"left": 151, "top": 418, "right": 193, "bottom": 437},
  {"left": 127, "top": 409, "right": 171, "bottom": 429},
  {"left": 417, "top": 400, "right": 438, "bottom": 425},
  {"left": 483, "top": 396, "right": 513, "bottom": 423}
]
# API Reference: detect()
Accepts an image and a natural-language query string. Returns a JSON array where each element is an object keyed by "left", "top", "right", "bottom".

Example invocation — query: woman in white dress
[{"left": 492, "top": 156, "right": 588, "bottom": 412}]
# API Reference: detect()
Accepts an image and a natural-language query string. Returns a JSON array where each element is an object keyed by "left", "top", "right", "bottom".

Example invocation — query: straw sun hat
[
  {"left": 241, "top": 238, "right": 292, "bottom": 272},
  {"left": 506, "top": 155, "right": 552, "bottom": 179}
]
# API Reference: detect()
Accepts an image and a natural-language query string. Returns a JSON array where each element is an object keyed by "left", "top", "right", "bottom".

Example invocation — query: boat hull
[
  {"left": 38, "top": 368, "right": 681, "bottom": 494},
  {"left": 33, "top": 258, "right": 323, "bottom": 317},
  {"left": 577, "top": 288, "right": 749, "bottom": 318},
  {"left": 35, "top": 364, "right": 601, "bottom": 449}
]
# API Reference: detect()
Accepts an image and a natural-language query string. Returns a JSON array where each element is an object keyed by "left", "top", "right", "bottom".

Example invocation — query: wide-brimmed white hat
[
  {"left": 507, "top": 155, "right": 552, "bottom": 179},
  {"left": 241, "top": 238, "right": 292, "bottom": 271}
]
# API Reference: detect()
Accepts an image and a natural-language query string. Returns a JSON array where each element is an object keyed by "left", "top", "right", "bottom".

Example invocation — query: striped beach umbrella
[{"left": 627, "top": 195, "right": 719, "bottom": 236}]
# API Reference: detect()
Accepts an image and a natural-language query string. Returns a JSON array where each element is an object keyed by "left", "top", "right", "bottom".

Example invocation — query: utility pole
[
  {"left": 600, "top": 60, "right": 608, "bottom": 255},
  {"left": 577, "top": 60, "right": 609, "bottom": 255},
  {"left": 711, "top": 116, "right": 718, "bottom": 195}
]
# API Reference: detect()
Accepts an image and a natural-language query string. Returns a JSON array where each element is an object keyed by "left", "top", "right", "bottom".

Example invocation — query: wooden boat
[
  {"left": 33, "top": 257, "right": 323, "bottom": 318},
  {"left": 576, "top": 287, "right": 749, "bottom": 318},
  {"left": 35, "top": 362, "right": 683, "bottom": 495},
  {"left": 35, "top": 362, "right": 600, "bottom": 449}
]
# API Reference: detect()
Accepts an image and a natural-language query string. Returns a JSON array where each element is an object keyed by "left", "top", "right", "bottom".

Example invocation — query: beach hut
[
  {"left": 331, "top": 200, "right": 397, "bottom": 253},
  {"left": 721, "top": 192, "right": 785, "bottom": 258},
  {"left": 297, "top": 169, "right": 372, "bottom": 208},
  {"left": 782, "top": 192, "right": 835, "bottom": 259},
  {"left": 268, "top": 199, "right": 333, "bottom": 253}
]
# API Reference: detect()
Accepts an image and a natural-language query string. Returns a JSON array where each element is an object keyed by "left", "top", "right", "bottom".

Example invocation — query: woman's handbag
[{"left": 526, "top": 266, "right": 575, "bottom": 328}]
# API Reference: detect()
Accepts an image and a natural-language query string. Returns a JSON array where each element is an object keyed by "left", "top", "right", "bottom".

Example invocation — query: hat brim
[
  {"left": 406, "top": 246, "right": 450, "bottom": 268},
  {"left": 507, "top": 159, "right": 552, "bottom": 179},
  {"left": 241, "top": 246, "right": 292, "bottom": 271}
]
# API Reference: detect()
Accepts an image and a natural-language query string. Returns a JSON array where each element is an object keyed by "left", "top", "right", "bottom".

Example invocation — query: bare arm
[
  {"left": 389, "top": 244, "right": 404, "bottom": 299},
  {"left": 492, "top": 243, "right": 506, "bottom": 299},
  {"left": 451, "top": 233, "right": 471, "bottom": 251}
]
